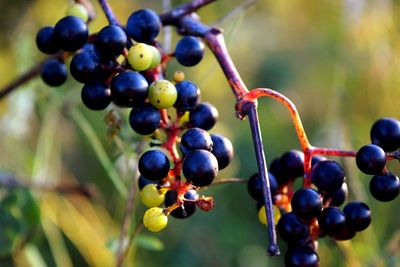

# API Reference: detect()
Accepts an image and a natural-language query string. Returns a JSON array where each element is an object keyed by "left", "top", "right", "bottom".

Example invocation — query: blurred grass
[{"left": 0, "top": 0, "right": 399, "bottom": 266}]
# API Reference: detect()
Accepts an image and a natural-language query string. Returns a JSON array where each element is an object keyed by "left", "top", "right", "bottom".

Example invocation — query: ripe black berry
[
  {"left": 324, "top": 182, "right": 348, "bottom": 207},
  {"left": 53, "top": 16, "right": 88, "bottom": 51},
  {"left": 312, "top": 160, "right": 345, "bottom": 192},
  {"left": 81, "top": 83, "right": 111, "bottom": 110},
  {"left": 70, "top": 52, "right": 99, "bottom": 83},
  {"left": 138, "top": 150, "right": 170, "bottom": 181},
  {"left": 270, "top": 157, "right": 291, "bottom": 185},
  {"left": 210, "top": 134, "right": 234, "bottom": 170},
  {"left": 317, "top": 207, "right": 346, "bottom": 236},
  {"left": 174, "top": 81, "right": 200, "bottom": 111},
  {"left": 356, "top": 144, "right": 387, "bottom": 175},
  {"left": 110, "top": 70, "right": 148, "bottom": 107},
  {"left": 175, "top": 36, "right": 205, "bottom": 67},
  {"left": 343, "top": 201, "right": 371, "bottom": 232},
  {"left": 180, "top": 128, "right": 213, "bottom": 155},
  {"left": 164, "top": 189, "right": 198, "bottom": 219},
  {"left": 129, "top": 104, "right": 161, "bottom": 135},
  {"left": 36, "top": 26, "right": 60, "bottom": 54},
  {"left": 138, "top": 175, "right": 158, "bottom": 190},
  {"left": 277, "top": 212, "right": 310, "bottom": 245},
  {"left": 369, "top": 173, "right": 400, "bottom": 202},
  {"left": 291, "top": 188, "right": 322, "bottom": 221},
  {"left": 182, "top": 150, "right": 218, "bottom": 187},
  {"left": 189, "top": 102, "right": 218, "bottom": 131},
  {"left": 370, "top": 117, "right": 400, "bottom": 152},
  {"left": 280, "top": 150, "right": 304, "bottom": 178},
  {"left": 333, "top": 226, "right": 356, "bottom": 241},
  {"left": 41, "top": 59, "right": 67, "bottom": 87},
  {"left": 126, "top": 9, "right": 161, "bottom": 43},
  {"left": 95, "top": 25, "right": 127, "bottom": 60},
  {"left": 247, "top": 172, "right": 278, "bottom": 201},
  {"left": 284, "top": 245, "right": 319, "bottom": 267}
]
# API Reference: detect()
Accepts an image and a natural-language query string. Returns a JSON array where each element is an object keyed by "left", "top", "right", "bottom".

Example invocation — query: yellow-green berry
[
  {"left": 143, "top": 207, "right": 168, "bottom": 232},
  {"left": 140, "top": 184, "right": 165, "bottom": 207},
  {"left": 148, "top": 80, "right": 177, "bottom": 109},
  {"left": 128, "top": 43, "right": 153, "bottom": 71}
]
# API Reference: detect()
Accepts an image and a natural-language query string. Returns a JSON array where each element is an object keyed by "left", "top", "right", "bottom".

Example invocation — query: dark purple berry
[
  {"left": 53, "top": 16, "right": 88, "bottom": 51},
  {"left": 129, "top": 104, "right": 161, "bottom": 135},
  {"left": 70, "top": 52, "right": 99, "bottom": 83},
  {"left": 138, "top": 175, "right": 157, "bottom": 190},
  {"left": 189, "top": 102, "right": 218, "bottom": 131},
  {"left": 317, "top": 207, "right": 346, "bottom": 236},
  {"left": 370, "top": 117, "right": 400, "bottom": 152},
  {"left": 270, "top": 158, "right": 291, "bottom": 185},
  {"left": 182, "top": 150, "right": 218, "bottom": 187},
  {"left": 180, "top": 128, "right": 213, "bottom": 155},
  {"left": 95, "top": 25, "right": 127, "bottom": 60},
  {"left": 36, "top": 26, "right": 60, "bottom": 54},
  {"left": 126, "top": 9, "right": 161, "bottom": 43},
  {"left": 333, "top": 226, "right": 356, "bottom": 241},
  {"left": 247, "top": 172, "right": 278, "bottom": 201},
  {"left": 174, "top": 81, "right": 200, "bottom": 111},
  {"left": 343, "top": 201, "right": 371, "bottom": 232},
  {"left": 175, "top": 36, "right": 205, "bottom": 67},
  {"left": 324, "top": 183, "right": 348, "bottom": 207},
  {"left": 291, "top": 188, "right": 323, "bottom": 221},
  {"left": 312, "top": 160, "right": 345, "bottom": 192},
  {"left": 110, "top": 70, "right": 148, "bottom": 107},
  {"left": 284, "top": 245, "right": 319, "bottom": 267},
  {"left": 280, "top": 150, "right": 304, "bottom": 178},
  {"left": 138, "top": 150, "right": 170, "bottom": 181},
  {"left": 356, "top": 144, "right": 387, "bottom": 175},
  {"left": 369, "top": 173, "right": 400, "bottom": 202},
  {"left": 41, "top": 59, "right": 67, "bottom": 87},
  {"left": 81, "top": 83, "right": 111, "bottom": 110},
  {"left": 311, "top": 155, "right": 327, "bottom": 167},
  {"left": 164, "top": 189, "right": 198, "bottom": 219},
  {"left": 210, "top": 134, "right": 234, "bottom": 170},
  {"left": 277, "top": 212, "right": 310, "bottom": 245}
]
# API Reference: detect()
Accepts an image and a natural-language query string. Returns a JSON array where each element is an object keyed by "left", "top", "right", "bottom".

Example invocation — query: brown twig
[{"left": 210, "top": 178, "right": 248, "bottom": 186}]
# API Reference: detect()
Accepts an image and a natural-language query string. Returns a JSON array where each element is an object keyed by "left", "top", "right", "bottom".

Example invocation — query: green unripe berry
[
  {"left": 66, "top": 4, "right": 89, "bottom": 22},
  {"left": 140, "top": 184, "right": 165, "bottom": 207},
  {"left": 143, "top": 207, "right": 168, "bottom": 232},
  {"left": 258, "top": 205, "right": 280, "bottom": 225},
  {"left": 128, "top": 43, "right": 153, "bottom": 71},
  {"left": 148, "top": 46, "right": 161, "bottom": 70},
  {"left": 149, "top": 80, "right": 177, "bottom": 109}
]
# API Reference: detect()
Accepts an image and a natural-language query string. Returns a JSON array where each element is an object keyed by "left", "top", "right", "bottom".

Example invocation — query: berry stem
[
  {"left": 246, "top": 103, "right": 280, "bottom": 256},
  {"left": 97, "top": 0, "right": 120, "bottom": 25},
  {"left": 160, "top": 0, "right": 217, "bottom": 25}
]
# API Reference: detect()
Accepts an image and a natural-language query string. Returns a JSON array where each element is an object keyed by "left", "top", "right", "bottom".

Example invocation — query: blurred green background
[{"left": 0, "top": 0, "right": 399, "bottom": 266}]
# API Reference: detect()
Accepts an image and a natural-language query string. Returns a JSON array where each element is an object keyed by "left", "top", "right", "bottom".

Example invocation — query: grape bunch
[
  {"left": 248, "top": 118, "right": 400, "bottom": 266},
  {"left": 35, "top": 3, "right": 234, "bottom": 233}
]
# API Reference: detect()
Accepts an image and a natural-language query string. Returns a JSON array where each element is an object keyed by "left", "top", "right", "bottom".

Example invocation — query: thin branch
[
  {"left": 97, "top": 0, "right": 120, "bottom": 25},
  {"left": 160, "top": 0, "right": 217, "bottom": 25},
  {"left": 75, "top": 0, "right": 96, "bottom": 21},
  {"left": 210, "top": 178, "right": 247, "bottom": 186}
]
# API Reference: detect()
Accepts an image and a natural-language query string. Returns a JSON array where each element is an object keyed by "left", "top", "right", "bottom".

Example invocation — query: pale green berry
[
  {"left": 140, "top": 184, "right": 165, "bottom": 207},
  {"left": 128, "top": 43, "right": 153, "bottom": 71},
  {"left": 143, "top": 207, "right": 168, "bottom": 232},
  {"left": 148, "top": 80, "right": 177, "bottom": 109},
  {"left": 66, "top": 3, "right": 89, "bottom": 22},
  {"left": 148, "top": 46, "right": 161, "bottom": 70}
]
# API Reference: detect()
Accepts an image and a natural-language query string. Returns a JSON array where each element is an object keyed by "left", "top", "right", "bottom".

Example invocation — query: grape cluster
[
  {"left": 35, "top": 3, "right": 233, "bottom": 233},
  {"left": 248, "top": 118, "right": 400, "bottom": 266}
]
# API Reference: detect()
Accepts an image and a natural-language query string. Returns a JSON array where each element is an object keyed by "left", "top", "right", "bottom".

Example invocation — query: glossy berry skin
[
  {"left": 81, "top": 83, "right": 111, "bottom": 110},
  {"left": 140, "top": 184, "right": 165, "bottom": 207},
  {"left": 343, "top": 201, "right": 371, "bottom": 232},
  {"left": 174, "top": 81, "right": 200, "bottom": 111},
  {"left": 370, "top": 117, "right": 400, "bottom": 152},
  {"left": 291, "top": 188, "right": 323, "bottom": 221},
  {"left": 70, "top": 52, "right": 99, "bottom": 83},
  {"left": 175, "top": 36, "right": 205, "bottom": 67},
  {"left": 182, "top": 150, "right": 218, "bottom": 187},
  {"left": 324, "top": 183, "right": 348, "bottom": 207},
  {"left": 189, "top": 102, "right": 218, "bottom": 131},
  {"left": 164, "top": 189, "right": 198, "bottom": 219},
  {"left": 180, "top": 128, "right": 213, "bottom": 155},
  {"left": 95, "top": 25, "right": 127, "bottom": 60},
  {"left": 127, "top": 43, "right": 153, "bottom": 71},
  {"left": 129, "top": 104, "right": 161, "bottom": 135},
  {"left": 369, "top": 173, "right": 400, "bottom": 202},
  {"left": 53, "top": 16, "right": 88, "bottom": 51},
  {"left": 138, "top": 150, "right": 170, "bottom": 182},
  {"left": 36, "top": 26, "right": 60, "bottom": 54},
  {"left": 280, "top": 150, "right": 304, "bottom": 178},
  {"left": 210, "top": 134, "right": 234, "bottom": 170},
  {"left": 270, "top": 158, "right": 291, "bottom": 185},
  {"left": 41, "top": 59, "right": 67, "bottom": 87},
  {"left": 356, "top": 144, "right": 387, "bottom": 175},
  {"left": 148, "top": 80, "right": 177, "bottom": 109},
  {"left": 143, "top": 207, "right": 168, "bottom": 232},
  {"left": 247, "top": 172, "right": 278, "bottom": 201},
  {"left": 317, "top": 207, "right": 346, "bottom": 236},
  {"left": 126, "top": 9, "right": 161, "bottom": 43},
  {"left": 110, "top": 70, "right": 148, "bottom": 107},
  {"left": 312, "top": 160, "right": 345, "bottom": 193},
  {"left": 277, "top": 212, "right": 310, "bottom": 245},
  {"left": 284, "top": 245, "right": 319, "bottom": 267}
]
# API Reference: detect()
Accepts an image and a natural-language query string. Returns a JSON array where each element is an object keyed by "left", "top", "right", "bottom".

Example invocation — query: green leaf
[{"left": 133, "top": 234, "right": 164, "bottom": 251}]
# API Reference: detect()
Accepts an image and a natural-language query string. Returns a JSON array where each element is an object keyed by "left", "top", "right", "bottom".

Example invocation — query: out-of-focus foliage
[{"left": 0, "top": 0, "right": 399, "bottom": 266}]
